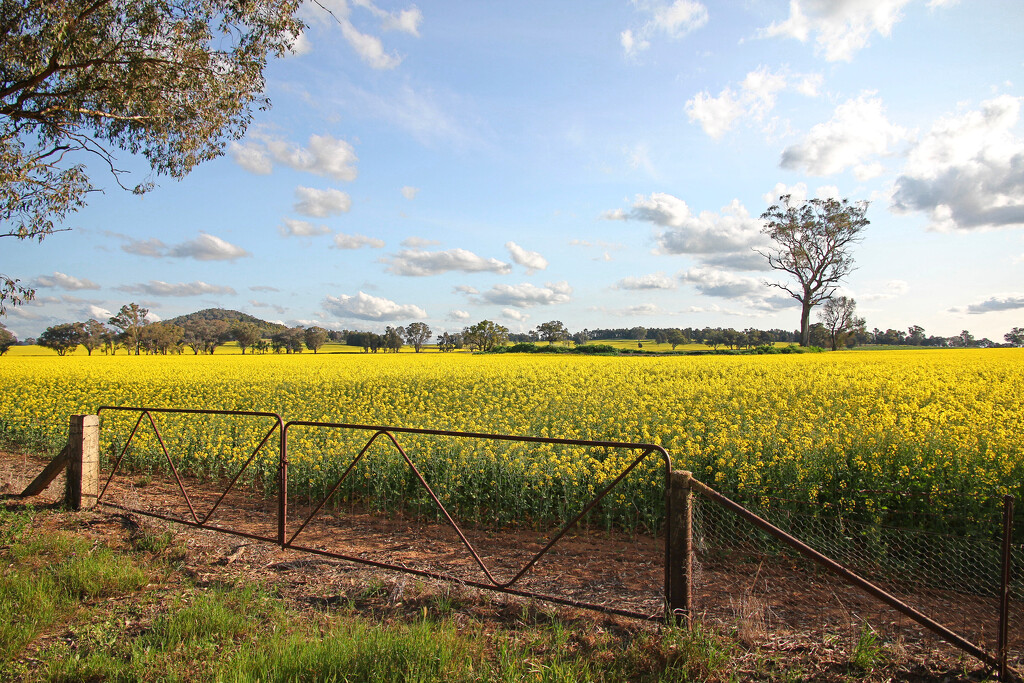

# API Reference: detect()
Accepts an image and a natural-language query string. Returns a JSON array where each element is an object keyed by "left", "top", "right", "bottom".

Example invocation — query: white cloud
[
  {"left": 350, "top": 0, "right": 423, "bottom": 36},
  {"left": 401, "top": 186, "right": 420, "bottom": 200},
  {"left": 625, "top": 303, "right": 660, "bottom": 316},
  {"left": 685, "top": 89, "right": 745, "bottom": 140},
  {"left": 891, "top": 95, "right": 1024, "bottom": 231},
  {"left": 385, "top": 248, "right": 512, "bottom": 276},
  {"left": 288, "top": 31, "right": 313, "bottom": 57},
  {"left": 759, "top": 0, "right": 913, "bottom": 62},
  {"left": 605, "top": 193, "right": 766, "bottom": 267},
  {"left": 794, "top": 73, "right": 824, "bottom": 97},
  {"left": 763, "top": 181, "right": 808, "bottom": 206},
  {"left": 231, "top": 133, "right": 358, "bottom": 181},
  {"left": 956, "top": 294, "right": 1024, "bottom": 314},
  {"left": 280, "top": 218, "right": 331, "bottom": 237},
  {"left": 339, "top": 19, "right": 402, "bottom": 69},
  {"left": 229, "top": 142, "right": 273, "bottom": 174},
  {"left": 854, "top": 162, "right": 885, "bottom": 181},
  {"left": 323, "top": 291, "right": 426, "bottom": 321},
  {"left": 121, "top": 232, "right": 250, "bottom": 261},
  {"left": 505, "top": 241, "right": 549, "bottom": 274},
  {"left": 590, "top": 302, "right": 663, "bottom": 317},
  {"left": 448, "top": 309, "right": 471, "bottom": 321},
  {"left": 293, "top": 187, "right": 352, "bottom": 217},
  {"left": 118, "top": 281, "right": 237, "bottom": 297},
  {"left": 478, "top": 281, "right": 572, "bottom": 308},
  {"left": 622, "top": 1, "right": 709, "bottom": 56},
  {"left": 381, "top": 7, "right": 423, "bottom": 35},
  {"left": 301, "top": 0, "right": 418, "bottom": 69},
  {"left": 87, "top": 305, "right": 114, "bottom": 320},
  {"left": 651, "top": 0, "right": 709, "bottom": 37},
  {"left": 250, "top": 300, "right": 289, "bottom": 315},
  {"left": 614, "top": 273, "right": 677, "bottom": 290},
  {"left": 5, "top": 306, "right": 43, "bottom": 320},
  {"left": 453, "top": 285, "right": 479, "bottom": 295},
  {"left": 120, "top": 237, "right": 167, "bottom": 258},
  {"left": 684, "top": 303, "right": 749, "bottom": 316},
  {"left": 780, "top": 93, "right": 908, "bottom": 176},
  {"left": 168, "top": 233, "right": 251, "bottom": 261},
  {"left": 762, "top": 182, "right": 842, "bottom": 206},
  {"left": 686, "top": 65, "right": 820, "bottom": 139},
  {"left": 679, "top": 266, "right": 763, "bottom": 298},
  {"left": 35, "top": 272, "right": 100, "bottom": 290},
  {"left": 620, "top": 29, "right": 648, "bottom": 56},
  {"left": 502, "top": 308, "right": 530, "bottom": 322},
  {"left": 401, "top": 236, "right": 440, "bottom": 248},
  {"left": 333, "top": 233, "right": 386, "bottom": 249}
]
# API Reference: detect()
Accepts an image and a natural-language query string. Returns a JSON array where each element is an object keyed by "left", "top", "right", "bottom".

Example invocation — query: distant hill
[{"left": 166, "top": 308, "right": 287, "bottom": 336}]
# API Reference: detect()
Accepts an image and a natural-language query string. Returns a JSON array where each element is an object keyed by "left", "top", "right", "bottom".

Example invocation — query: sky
[{"left": 6, "top": 0, "right": 1024, "bottom": 342}]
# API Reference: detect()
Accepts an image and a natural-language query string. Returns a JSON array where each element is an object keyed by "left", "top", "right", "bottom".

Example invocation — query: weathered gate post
[
  {"left": 667, "top": 469, "right": 694, "bottom": 624},
  {"left": 65, "top": 414, "right": 100, "bottom": 510}
]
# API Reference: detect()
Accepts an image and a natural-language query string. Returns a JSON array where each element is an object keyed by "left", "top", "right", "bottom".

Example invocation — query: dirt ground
[{"left": 2, "top": 447, "right": 1017, "bottom": 681}]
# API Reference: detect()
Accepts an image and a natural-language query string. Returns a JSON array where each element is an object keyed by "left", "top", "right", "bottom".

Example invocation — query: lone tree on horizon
[{"left": 757, "top": 195, "right": 869, "bottom": 346}]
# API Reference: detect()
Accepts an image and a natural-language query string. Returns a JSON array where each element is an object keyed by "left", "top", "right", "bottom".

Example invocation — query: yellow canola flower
[{"left": 0, "top": 348, "right": 1021, "bottom": 531}]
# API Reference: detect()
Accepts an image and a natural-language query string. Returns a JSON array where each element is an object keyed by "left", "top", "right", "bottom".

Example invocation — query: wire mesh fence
[{"left": 690, "top": 487, "right": 1022, "bottom": 670}]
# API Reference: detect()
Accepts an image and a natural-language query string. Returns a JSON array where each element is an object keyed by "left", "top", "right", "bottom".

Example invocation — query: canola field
[{"left": 1, "top": 348, "right": 1022, "bottom": 532}]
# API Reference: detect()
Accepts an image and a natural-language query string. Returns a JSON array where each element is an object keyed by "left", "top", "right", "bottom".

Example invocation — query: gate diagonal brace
[{"left": 287, "top": 429, "right": 661, "bottom": 591}]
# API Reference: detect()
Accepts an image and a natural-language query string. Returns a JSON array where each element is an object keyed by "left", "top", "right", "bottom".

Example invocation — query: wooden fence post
[
  {"left": 668, "top": 469, "right": 694, "bottom": 624},
  {"left": 65, "top": 414, "right": 100, "bottom": 510}
]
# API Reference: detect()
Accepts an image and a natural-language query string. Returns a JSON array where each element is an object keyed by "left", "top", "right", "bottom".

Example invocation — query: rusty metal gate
[{"left": 94, "top": 406, "right": 676, "bottom": 621}]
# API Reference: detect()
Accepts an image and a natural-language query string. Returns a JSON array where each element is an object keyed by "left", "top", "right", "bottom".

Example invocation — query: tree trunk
[{"left": 800, "top": 299, "right": 813, "bottom": 346}]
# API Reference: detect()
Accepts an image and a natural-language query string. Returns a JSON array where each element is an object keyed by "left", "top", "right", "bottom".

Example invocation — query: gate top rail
[
  {"left": 95, "top": 408, "right": 669, "bottom": 466},
  {"left": 97, "top": 406, "right": 284, "bottom": 424},
  {"left": 283, "top": 419, "right": 673, "bottom": 467}
]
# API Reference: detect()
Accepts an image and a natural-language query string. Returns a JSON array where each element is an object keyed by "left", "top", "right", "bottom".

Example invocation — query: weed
[
  {"left": 849, "top": 621, "right": 885, "bottom": 671},
  {"left": 129, "top": 524, "right": 177, "bottom": 555},
  {"left": 359, "top": 578, "right": 388, "bottom": 602},
  {"left": 0, "top": 503, "right": 34, "bottom": 546}
]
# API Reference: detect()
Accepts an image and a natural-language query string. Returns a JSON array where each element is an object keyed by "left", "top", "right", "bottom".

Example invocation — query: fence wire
[{"left": 690, "top": 490, "right": 1022, "bottom": 668}]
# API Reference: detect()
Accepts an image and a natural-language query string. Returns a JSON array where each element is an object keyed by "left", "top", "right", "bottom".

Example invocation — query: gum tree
[
  {"left": 757, "top": 195, "right": 869, "bottom": 346},
  {"left": 818, "top": 296, "right": 866, "bottom": 351},
  {"left": 403, "top": 322, "right": 432, "bottom": 353},
  {"left": 1, "top": 0, "right": 303, "bottom": 312}
]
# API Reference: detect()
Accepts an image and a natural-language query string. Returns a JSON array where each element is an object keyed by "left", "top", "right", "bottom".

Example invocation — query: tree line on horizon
[{"left": 2, "top": 304, "right": 1022, "bottom": 357}]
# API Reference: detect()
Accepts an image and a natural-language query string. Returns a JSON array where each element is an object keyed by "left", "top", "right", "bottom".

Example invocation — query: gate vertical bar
[
  {"left": 999, "top": 494, "right": 1013, "bottom": 681},
  {"left": 279, "top": 424, "right": 288, "bottom": 549},
  {"left": 65, "top": 414, "right": 100, "bottom": 510},
  {"left": 668, "top": 470, "right": 694, "bottom": 624}
]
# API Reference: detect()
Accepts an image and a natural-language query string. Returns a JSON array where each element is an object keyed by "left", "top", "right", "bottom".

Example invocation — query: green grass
[
  {"left": 0, "top": 504, "right": 958, "bottom": 682},
  {"left": 0, "top": 505, "right": 741, "bottom": 682},
  {"left": 0, "top": 519, "right": 148, "bottom": 665}
]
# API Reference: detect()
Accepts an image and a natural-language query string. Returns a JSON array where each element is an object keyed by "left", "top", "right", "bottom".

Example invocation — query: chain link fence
[{"left": 689, "top": 487, "right": 1022, "bottom": 670}]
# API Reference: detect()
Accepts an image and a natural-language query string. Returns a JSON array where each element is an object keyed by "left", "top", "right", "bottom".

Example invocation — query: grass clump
[{"left": 0, "top": 511, "right": 148, "bottom": 668}]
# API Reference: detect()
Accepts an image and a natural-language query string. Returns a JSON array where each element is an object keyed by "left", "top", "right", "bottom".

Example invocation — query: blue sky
[{"left": 7, "top": 0, "right": 1024, "bottom": 341}]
